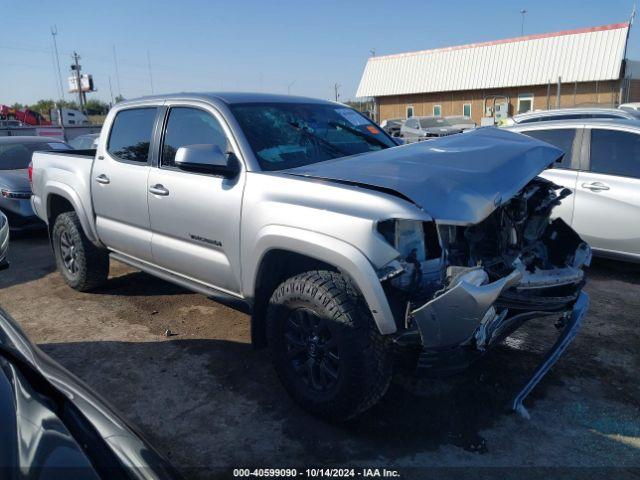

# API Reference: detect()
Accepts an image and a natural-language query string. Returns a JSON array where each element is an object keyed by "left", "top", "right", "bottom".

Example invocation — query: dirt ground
[{"left": 1, "top": 232, "right": 639, "bottom": 479}]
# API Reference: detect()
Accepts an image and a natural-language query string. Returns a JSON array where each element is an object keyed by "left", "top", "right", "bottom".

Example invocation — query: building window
[
  {"left": 463, "top": 103, "right": 472, "bottom": 117},
  {"left": 517, "top": 94, "right": 534, "bottom": 114},
  {"left": 406, "top": 106, "right": 414, "bottom": 118},
  {"left": 433, "top": 105, "right": 442, "bottom": 117}
]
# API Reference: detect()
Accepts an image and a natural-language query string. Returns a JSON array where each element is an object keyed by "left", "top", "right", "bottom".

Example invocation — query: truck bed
[{"left": 30, "top": 149, "right": 98, "bottom": 242}]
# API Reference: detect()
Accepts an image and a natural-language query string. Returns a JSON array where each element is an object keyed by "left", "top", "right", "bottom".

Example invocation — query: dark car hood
[
  {"left": 285, "top": 128, "right": 563, "bottom": 225},
  {"left": 0, "top": 169, "right": 30, "bottom": 192}
]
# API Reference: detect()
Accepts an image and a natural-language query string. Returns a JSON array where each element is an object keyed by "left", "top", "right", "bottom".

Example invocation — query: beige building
[{"left": 356, "top": 23, "right": 640, "bottom": 124}]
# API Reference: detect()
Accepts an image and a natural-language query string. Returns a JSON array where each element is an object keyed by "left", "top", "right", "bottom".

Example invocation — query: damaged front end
[{"left": 378, "top": 177, "right": 590, "bottom": 416}]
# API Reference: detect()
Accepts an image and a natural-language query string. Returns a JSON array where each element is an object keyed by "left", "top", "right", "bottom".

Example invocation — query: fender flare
[
  {"left": 45, "top": 182, "right": 101, "bottom": 245},
  {"left": 245, "top": 225, "right": 397, "bottom": 335}
]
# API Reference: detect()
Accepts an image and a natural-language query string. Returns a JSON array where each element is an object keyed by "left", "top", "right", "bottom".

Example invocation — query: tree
[
  {"left": 58, "top": 100, "right": 79, "bottom": 110},
  {"left": 30, "top": 99, "right": 56, "bottom": 116},
  {"left": 114, "top": 95, "right": 125, "bottom": 104},
  {"left": 84, "top": 99, "right": 110, "bottom": 115}
]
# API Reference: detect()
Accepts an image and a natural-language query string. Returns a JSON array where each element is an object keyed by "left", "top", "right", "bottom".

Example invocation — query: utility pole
[
  {"left": 71, "top": 52, "right": 85, "bottom": 113},
  {"left": 50, "top": 26, "right": 65, "bottom": 101},
  {"left": 108, "top": 76, "right": 115, "bottom": 106},
  {"left": 333, "top": 82, "right": 341, "bottom": 102},
  {"left": 112, "top": 45, "right": 122, "bottom": 99},
  {"left": 146, "top": 50, "right": 155, "bottom": 94},
  {"left": 520, "top": 9, "right": 527, "bottom": 36}
]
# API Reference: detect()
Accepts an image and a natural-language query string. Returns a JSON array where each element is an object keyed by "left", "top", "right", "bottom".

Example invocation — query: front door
[
  {"left": 92, "top": 106, "right": 159, "bottom": 262},
  {"left": 572, "top": 127, "right": 640, "bottom": 257},
  {"left": 147, "top": 105, "right": 244, "bottom": 294},
  {"left": 517, "top": 126, "right": 581, "bottom": 224}
]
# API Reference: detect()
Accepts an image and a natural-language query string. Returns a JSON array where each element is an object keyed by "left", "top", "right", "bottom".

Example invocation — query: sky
[{"left": 1, "top": 0, "right": 638, "bottom": 105}]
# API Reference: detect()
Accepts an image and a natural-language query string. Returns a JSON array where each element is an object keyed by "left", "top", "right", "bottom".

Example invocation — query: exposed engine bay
[
  {"left": 378, "top": 177, "right": 590, "bottom": 352},
  {"left": 377, "top": 176, "right": 591, "bottom": 416}
]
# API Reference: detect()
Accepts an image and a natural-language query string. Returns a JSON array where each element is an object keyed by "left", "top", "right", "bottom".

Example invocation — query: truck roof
[{"left": 117, "top": 92, "right": 336, "bottom": 107}]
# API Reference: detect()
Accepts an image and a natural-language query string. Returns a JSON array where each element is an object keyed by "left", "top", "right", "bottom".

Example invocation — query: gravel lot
[{"left": 1, "top": 232, "right": 639, "bottom": 478}]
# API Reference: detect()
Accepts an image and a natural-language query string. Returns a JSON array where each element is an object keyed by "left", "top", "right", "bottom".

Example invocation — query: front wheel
[
  {"left": 52, "top": 212, "right": 109, "bottom": 291},
  {"left": 266, "top": 270, "right": 392, "bottom": 421}
]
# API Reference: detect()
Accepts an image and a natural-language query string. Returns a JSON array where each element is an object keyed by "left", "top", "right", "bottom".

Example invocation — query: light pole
[
  {"left": 287, "top": 81, "right": 295, "bottom": 95},
  {"left": 50, "top": 26, "right": 65, "bottom": 101},
  {"left": 520, "top": 9, "right": 527, "bottom": 36}
]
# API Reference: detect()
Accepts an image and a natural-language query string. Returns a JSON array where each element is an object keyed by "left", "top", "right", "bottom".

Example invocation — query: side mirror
[{"left": 174, "top": 144, "right": 239, "bottom": 178}]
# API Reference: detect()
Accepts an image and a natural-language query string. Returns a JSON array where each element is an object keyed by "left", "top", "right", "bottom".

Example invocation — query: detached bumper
[
  {"left": 411, "top": 268, "right": 522, "bottom": 349},
  {"left": 512, "top": 291, "right": 589, "bottom": 418},
  {"left": 407, "top": 266, "right": 589, "bottom": 417}
]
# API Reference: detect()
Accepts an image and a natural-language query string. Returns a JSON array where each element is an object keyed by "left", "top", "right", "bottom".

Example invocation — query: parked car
[
  {"left": 0, "top": 212, "right": 8, "bottom": 269},
  {"left": 508, "top": 118, "right": 640, "bottom": 262},
  {"left": 445, "top": 115, "right": 476, "bottom": 131},
  {"left": 69, "top": 133, "right": 100, "bottom": 150},
  {"left": 506, "top": 107, "right": 640, "bottom": 125},
  {"left": 0, "top": 120, "right": 24, "bottom": 128},
  {"left": 400, "top": 116, "right": 464, "bottom": 141},
  {"left": 0, "top": 137, "right": 69, "bottom": 230},
  {"left": 0, "top": 307, "right": 180, "bottom": 478},
  {"left": 31, "top": 93, "right": 589, "bottom": 420},
  {"left": 619, "top": 102, "right": 640, "bottom": 112},
  {"left": 379, "top": 118, "right": 404, "bottom": 137}
]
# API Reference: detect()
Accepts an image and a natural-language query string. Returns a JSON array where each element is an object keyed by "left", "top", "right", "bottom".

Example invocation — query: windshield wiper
[
  {"left": 288, "top": 122, "right": 349, "bottom": 157},
  {"left": 327, "top": 121, "right": 390, "bottom": 149}
]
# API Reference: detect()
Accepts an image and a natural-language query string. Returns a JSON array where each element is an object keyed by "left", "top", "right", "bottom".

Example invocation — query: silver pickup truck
[{"left": 31, "top": 93, "right": 590, "bottom": 421}]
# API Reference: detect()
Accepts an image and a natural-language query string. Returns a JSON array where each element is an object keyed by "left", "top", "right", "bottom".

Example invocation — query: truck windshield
[{"left": 230, "top": 103, "right": 396, "bottom": 171}]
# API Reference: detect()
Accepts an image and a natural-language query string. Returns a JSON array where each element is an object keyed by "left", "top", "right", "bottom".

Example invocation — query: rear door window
[
  {"left": 520, "top": 128, "right": 576, "bottom": 168},
  {"left": 589, "top": 129, "right": 640, "bottom": 179},
  {"left": 107, "top": 107, "right": 158, "bottom": 163}
]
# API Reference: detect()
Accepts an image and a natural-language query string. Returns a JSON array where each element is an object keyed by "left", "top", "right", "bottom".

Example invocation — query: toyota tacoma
[{"left": 30, "top": 93, "right": 590, "bottom": 421}]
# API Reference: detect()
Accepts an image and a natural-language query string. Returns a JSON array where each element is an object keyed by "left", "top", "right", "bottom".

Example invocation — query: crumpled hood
[
  {"left": 284, "top": 128, "right": 563, "bottom": 225},
  {"left": 0, "top": 169, "right": 30, "bottom": 192}
]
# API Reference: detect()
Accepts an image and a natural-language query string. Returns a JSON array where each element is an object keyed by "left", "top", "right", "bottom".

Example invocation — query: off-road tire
[
  {"left": 52, "top": 212, "right": 109, "bottom": 291},
  {"left": 266, "top": 270, "right": 392, "bottom": 421}
]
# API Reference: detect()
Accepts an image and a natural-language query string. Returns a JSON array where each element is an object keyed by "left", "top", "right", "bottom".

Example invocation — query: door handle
[
  {"left": 95, "top": 174, "right": 110, "bottom": 185},
  {"left": 149, "top": 184, "right": 170, "bottom": 196},
  {"left": 581, "top": 181, "right": 610, "bottom": 192}
]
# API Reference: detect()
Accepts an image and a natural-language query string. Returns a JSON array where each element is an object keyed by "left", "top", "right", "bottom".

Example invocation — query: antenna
[{"left": 50, "top": 26, "right": 65, "bottom": 101}]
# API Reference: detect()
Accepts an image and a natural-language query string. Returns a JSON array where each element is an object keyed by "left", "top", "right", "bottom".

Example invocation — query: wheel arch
[
  {"left": 247, "top": 226, "right": 397, "bottom": 348},
  {"left": 45, "top": 184, "right": 100, "bottom": 245}
]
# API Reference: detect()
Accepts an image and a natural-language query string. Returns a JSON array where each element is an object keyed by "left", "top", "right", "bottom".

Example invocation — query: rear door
[
  {"left": 147, "top": 103, "right": 245, "bottom": 295},
  {"left": 516, "top": 126, "right": 582, "bottom": 224},
  {"left": 572, "top": 127, "right": 640, "bottom": 257},
  {"left": 92, "top": 106, "right": 160, "bottom": 261}
]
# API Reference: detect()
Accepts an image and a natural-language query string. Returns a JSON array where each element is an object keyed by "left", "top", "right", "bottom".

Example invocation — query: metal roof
[
  {"left": 123, "top": 92, "right": 335, "bottom": 106},
  {"left": 357, "top": 23, "right": 630, "bottom": 98}
]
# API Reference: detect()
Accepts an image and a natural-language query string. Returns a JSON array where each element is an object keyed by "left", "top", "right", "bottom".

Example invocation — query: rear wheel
[
  {"left": 266, "top": 270, "right": 392, "bottom": 421},
  {"left": 52, "top": 212, "right": 109, "bottom": 291}
]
